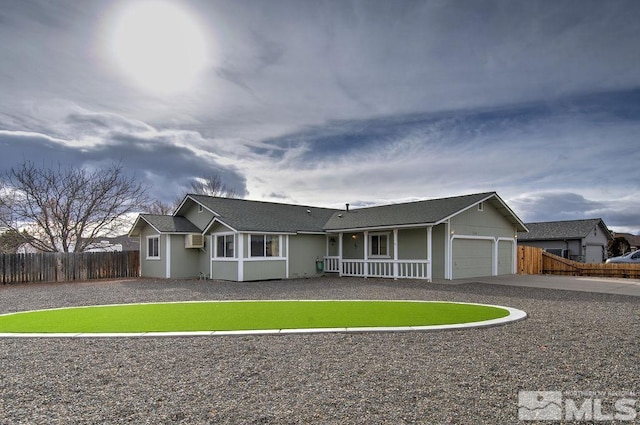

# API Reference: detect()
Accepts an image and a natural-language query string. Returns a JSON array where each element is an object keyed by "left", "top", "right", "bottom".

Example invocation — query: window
[
  {"left": 198, "top": 204, "right": 203, "bottom": 213},
  {"left": 147, "top": 236, "right": 160, "bottom": 259},
  {"left": 250, "top": 235, "right": 280, "bottom": 257},
  {"left": 216, "top": 234, "right": 235, "bottom": 258},
  {"left": 478, "top": 202, "right": 484, "bottom": 211},
  {"left": 369, "top": 233, "right": 389, "bottom": 257}
]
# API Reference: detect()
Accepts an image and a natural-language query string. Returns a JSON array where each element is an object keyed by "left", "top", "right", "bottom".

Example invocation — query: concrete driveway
[{"left": 445, "top": 274, "right": 640, "bottom": 296}]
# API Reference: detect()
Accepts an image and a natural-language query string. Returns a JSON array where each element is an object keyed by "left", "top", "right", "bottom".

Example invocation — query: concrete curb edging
[{"left": 0, "top": 301, "right": 527, "bottom": 338}]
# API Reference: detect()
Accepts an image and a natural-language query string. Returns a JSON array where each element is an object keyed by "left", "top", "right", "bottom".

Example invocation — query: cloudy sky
[{"left": 1, "top": 0, "right": 639, "bottom": 233}]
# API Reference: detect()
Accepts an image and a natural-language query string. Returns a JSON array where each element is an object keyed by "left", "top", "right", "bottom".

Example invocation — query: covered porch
[{"left": 323, "top": 227, "right": 434, "bottom": 280}]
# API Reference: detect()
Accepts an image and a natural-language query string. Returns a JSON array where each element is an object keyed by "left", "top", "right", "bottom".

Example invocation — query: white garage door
[
  {"left": 585, "top": 245, "right": 603, "bottom": 263},
  {"left": 452, "top": 238, "right": 493, "bottom": 279}
]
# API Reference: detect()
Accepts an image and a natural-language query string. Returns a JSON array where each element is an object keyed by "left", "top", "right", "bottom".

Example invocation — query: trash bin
[{"left": 315, "top": 260, "right": 324, "bottom": 273}]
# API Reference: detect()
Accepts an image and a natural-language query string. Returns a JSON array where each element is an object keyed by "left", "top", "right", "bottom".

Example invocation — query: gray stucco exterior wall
[
  {"left": 431, "top": 224, "right": 446, "bottom": 279},
  {"left": 183, "top": 203, "right": 214, "bottom": 231},
  {"left": 140, "top": 225, "right": 166, "bottom": 278},
  {"left": 288, "top": 234, "right": 326, "bottom": 278},
  {"left": 397, "top": 228, "right": 427, "bottom": 259},
  {"left": 211, "top": 260, "right": 238, "bottom": 281},
  {"left": 168, "top": 234, "right": 201, "bottom": 279}
]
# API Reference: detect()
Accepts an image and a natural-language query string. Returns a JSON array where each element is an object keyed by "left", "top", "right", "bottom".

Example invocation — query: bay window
[
  {"left": 250, "top": 235, "right": 280, "bottom": 257},
  {"left": 216, "top": 234, "right": 235, "bottom": 258}
]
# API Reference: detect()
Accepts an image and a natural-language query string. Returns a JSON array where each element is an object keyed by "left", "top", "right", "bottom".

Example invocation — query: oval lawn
[{"left": 0, "top": 300, "right": 526, "bottom": 336}]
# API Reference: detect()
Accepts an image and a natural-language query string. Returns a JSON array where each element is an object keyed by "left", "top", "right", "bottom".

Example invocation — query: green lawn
[{"left": 0, "top": 301, "right": 511, "bottom": 333}]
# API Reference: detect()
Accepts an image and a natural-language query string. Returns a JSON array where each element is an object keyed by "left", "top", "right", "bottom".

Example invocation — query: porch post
[
  {"left": 364, "top": 231, "right": 369, "bottom": 278},
  {"left": 427, "top": 226, "right": 432, "bottom": 281},
  {"left": 445, "top": 220, "right": 452, "bottom": 280},
  {"left": 237, "top": 233, "right": 244, "bottom": 282},
  {"left": 165, "top": 234, "right": 171, "bottom": 278},
  {"left": 209, "top": 235, "right": 213, "bottom": 280},
  {"left": 338, "top": 232, "right": 343, "bottom": 277},
  {"left": 285, "top": 235, "right": 290, "bottom": 279},
  {"left": 393, "top": 229, "right": 399, "bottom": 280}
]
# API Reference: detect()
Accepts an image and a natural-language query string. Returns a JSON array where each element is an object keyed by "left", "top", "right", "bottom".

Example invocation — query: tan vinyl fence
[
  {"left": 1, "top": 251, "right": 140, "bottom": 284},
  {"left": 518, "top": 245, "right": 640, "bottom": 279}
]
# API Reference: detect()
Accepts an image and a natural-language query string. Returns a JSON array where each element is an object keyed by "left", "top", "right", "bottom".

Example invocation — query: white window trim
[
  {"left": 214, "top": 233, "right": 236, "bottom": 259},
  {"left": 368, "top": 232, "right": 391, "bottom": 258},
  {"left": 248, "top": 234, "right": 283, "bottom": 259},
  {"left": 478, "top": 202, "right": 484, "bottom": 211},
  {"left": 146, "top": 235, "right": 160, "bottom": 260}
]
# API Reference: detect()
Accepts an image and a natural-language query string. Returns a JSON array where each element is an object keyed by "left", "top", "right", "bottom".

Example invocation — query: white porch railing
[
  {"left": 396, "top": 260, "right": 430, "bottom": 279},
  {"left": 325, "top": 257, "right": 430, "bottom": 280},
  {"left": 324, "top": 256, "right": 340, "bottom": 273}
]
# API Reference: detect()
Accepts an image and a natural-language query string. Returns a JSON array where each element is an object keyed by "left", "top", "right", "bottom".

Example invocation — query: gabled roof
[
  {"left": 128, "top": 214, "right": 202, "bottom": 236},
  {"left": 131, "top": 192, "right": 527, "bottom": 236},
  {"left": 518, "top": 218, "right": 612, "bottom": 241},
  {"left": 187, "top": 195, "right": 340, "bottom": 233},
  {"left": 323, "top": 192, "right": 527, "bottom": 232}
]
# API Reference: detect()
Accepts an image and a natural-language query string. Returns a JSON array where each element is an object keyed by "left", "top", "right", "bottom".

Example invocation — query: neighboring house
[
  {"left": 128, "top": 192, "right": 527, "bottom": 282},
  {"left": 518, "top": 218, "right": 613, "bottom": 263},
  {"left": 612, "top": 233, "right": 640, "bottom": 252},
  {"left": 83, "top": 235, "right": 140, "bottom": 252}
]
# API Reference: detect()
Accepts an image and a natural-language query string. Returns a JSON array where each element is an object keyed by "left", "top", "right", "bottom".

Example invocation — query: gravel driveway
[{"left": 0, "top": 277, "right": 638, "bottom": 424}]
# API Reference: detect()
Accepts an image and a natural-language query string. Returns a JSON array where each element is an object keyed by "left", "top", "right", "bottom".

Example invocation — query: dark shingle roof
[
  {"left": 323, "top": 192, "right": 504, "bottom": 231},
  {"left": 188, "top": 195, "right": 340, "bottom": 233},
  {"left": 518, "top": 218, "right": 610, "bottom": 241},
  {"left": 133, "top": 192, "right": 527, "bottom": 236},
  {"left": 138, "top": 214, "right": 202, "bottom": 233},
  {"left": 613, "top": 233, "right": 640, "bottom": 247}
]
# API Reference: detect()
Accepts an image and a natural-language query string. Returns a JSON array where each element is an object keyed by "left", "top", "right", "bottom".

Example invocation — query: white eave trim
[
  {"left": 174, "top": 194, "right": 220, "bottom": 217},
  {"left": 203, "top": 217, "right": 238, "bottom": 234},
  {"left": 128, "top": 215, "right": 161, "bottom": 237},
  {"left": 324, "top": 222, "right": 436, "bottom": 233},
  {"left": 240, "top": 230, "right": 297, "bottom": 236}
]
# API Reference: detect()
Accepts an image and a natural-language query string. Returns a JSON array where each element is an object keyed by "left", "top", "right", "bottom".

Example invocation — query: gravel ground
[{"left": 0, "top": 277, "right": 638, "bottom": 424}]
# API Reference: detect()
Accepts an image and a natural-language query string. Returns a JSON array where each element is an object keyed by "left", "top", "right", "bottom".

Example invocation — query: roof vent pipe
[{"left": 346, "top": 203, "right": 350, "bottom": 212}]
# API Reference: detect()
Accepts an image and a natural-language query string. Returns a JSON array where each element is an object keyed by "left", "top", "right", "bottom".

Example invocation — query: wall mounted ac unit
[{"left": 185, "top": 234, "right": 204, "bottom": 249}]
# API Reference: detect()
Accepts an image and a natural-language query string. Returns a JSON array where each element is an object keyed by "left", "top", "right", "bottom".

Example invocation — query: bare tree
[
  {"left": 188, "top": 174, "right": 238, "bottom": 198},
  {"left": 0, "top": 161, "right": 149, "bottom": 253},
  {"left": 145, "top": 199, "right": 175, "bottom": 215}
]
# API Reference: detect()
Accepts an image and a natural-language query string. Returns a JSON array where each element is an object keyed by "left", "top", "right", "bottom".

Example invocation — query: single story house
[
  {"left": 128, "top": 192, "right": 527, "bottom": 281},
  {"left": 517, "top": 218, "right": 613, "bottom": 263}
]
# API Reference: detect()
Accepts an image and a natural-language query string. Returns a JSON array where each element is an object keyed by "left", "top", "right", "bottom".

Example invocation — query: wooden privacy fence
[
  {"left": 1, "top": 251, "right": 140, "bottom": 284},
  {"left": 517, "top": 245, "right": 543, "bottom": 275},
  {"left": 518, "top": 245, "right": 640, "bottom": 279}
]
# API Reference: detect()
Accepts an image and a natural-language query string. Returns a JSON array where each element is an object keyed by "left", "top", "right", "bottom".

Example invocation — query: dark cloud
[
  {"left": 257, "top": 88, "right": 640, "bottom": 165},
  {"left": 0, "top": 109, "right": 247, "bottom": 204}
]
